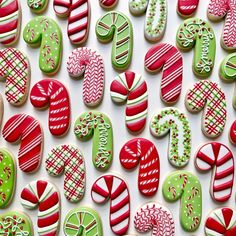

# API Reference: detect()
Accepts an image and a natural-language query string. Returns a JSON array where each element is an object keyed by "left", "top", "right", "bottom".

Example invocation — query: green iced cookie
[{"left": 27, "top": 0, "right": 48, "bottom": 13}]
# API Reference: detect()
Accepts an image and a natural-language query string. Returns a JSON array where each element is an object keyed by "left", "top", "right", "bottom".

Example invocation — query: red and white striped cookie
[
  {"left": 99, "top": 0, "right": 118, "bottom": 8},
  {"left": 21, "top": 180, "right": 60, "bottom": 236},
  {"left": 30, "top": 79, "right": 70, "bottom": 136},
  {"left": 2, "top": 114, "right": 43, "bottom": 173},
  {"left": 177, "top": 0, "right": 199, "bottom": 17},
  {"left": 119, "top": 138, "right": 160, "bottom": 196},
  {"left": 145, "top": 43, "right": 183, "bottom": 104},
  {"left": 0, "top": 0, "right": 21, "bottom": 45},
  {"left": 110, "top": 71, "right": 148, "bottom": 133},
  {"left": 205, "top": 207, "right": 236, "bottom": 235},
  {"left": 91, "top": 174, "right": 130, "bottom": 235},
  {"left": 53, "top": 0, "right": 90, "bottom": 44},
  {"left": 195, "top": 142, "right": 234, "bottom": 202},
  {"left": 230, "top": 120, "right": 236, "bottom": 145}
]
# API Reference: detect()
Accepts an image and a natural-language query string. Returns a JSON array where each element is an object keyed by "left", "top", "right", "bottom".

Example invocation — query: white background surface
[{"left": 0, "top": 0, "right": 235, "bottom": 235}]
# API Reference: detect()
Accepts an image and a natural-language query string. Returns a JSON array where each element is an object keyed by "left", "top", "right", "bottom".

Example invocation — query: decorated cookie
[
  {"left": 120, "top": 138, "right": 160, "bottom": 196},
  {"left": 177, "top": 0, "right": 199, "bottom": 17},
  {"left": 64, "top": 207, "right": 103, "bottom": 235},
  {"left": 134, "top": 202, "right": 175, "bottom": 236},
  {"left": 220, "top": 53, "right": 236, "bottom": 109},
  {"left": 145, "top": 43, "right": 183, "bottom": 104},
  {"left": 0, "top": 95, "right": 3, "bottom": 128},
  {"left": 0, "top": 48, "right": 30, "bottom": 106},
  {"left": 96, "top": 11, "right": 133, "bottom": 70},
  {"left": 0, "top": 148, "right": 15, "bottom": 208},
  {"left": 129, "top": 0, "right": 167, "bottom": 42},
  {"left": 162, "top": 171, "right": 202, "bottom": 232},
  {"left": 27, "top": 0, "right": 48, "bottom": 13},
  {"left": 205, "top": 207, "right": 236, "bottom": 235},
  {"left": 0, "top": 211, "right": 33, "bottom": 235},
  {"left": 74, "top": 111, "right": 113, "bottom": 171},
  {"left": 99, "top": 0, "right": 118, "bottom": 8},
  {"left": 67, "top": 47, "right": 105, "bottom": 106},
  {"left": 110, "top": 71, "right": 148, "bottom": 133},
  {"left": 23, "top": 16, "right": 62, "bottom": 75},
  {"left": 230, "top": 120, "right": 236, "bottom": 145},
  {"left": 195, "top": 142, "right": 234, "bottom": 202},
  {"left": 2, "top": 114, "right": 43, "bottom": 173},
  {"left": 185, "top": 80, "right": 227, "bottom": 138},
  {"left": 0, "top": 0, "right": 21, "bottom": 45},
  {"left": 91, "top": 174, "right": 130, "bottom": 235},
  {"left": 46, "top": 144, "right": 85, "bottom": 203},
  {"left": 176, "top": 18, "right": 216, "bottom": 78},
  {"left": 53, "top": 0, "right": 90, "bottom": 44},
  {"left": 30, "top": 79, "right": 70, "bottom": 136},
  {"left": 21, "top": 180, "right": 60, "bottom": 236},
  {"left": 150, "top": 108, "right": 191, "bottom": 167}
]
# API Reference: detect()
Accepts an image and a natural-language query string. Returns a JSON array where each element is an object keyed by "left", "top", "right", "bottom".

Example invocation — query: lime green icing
[{"left": 27, "top": 0, "right": 48, "bottom": 13}]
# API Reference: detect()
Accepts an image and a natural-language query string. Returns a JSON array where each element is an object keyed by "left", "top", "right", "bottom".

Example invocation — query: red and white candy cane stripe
[
  {"left": 30, "top": 79, "right": 70, "bottom": 136},
  {"left": 230, "top": 120, "right": 236, "bottom": 145},
  {"left": 177, "top": 0, "right": 199, "bottom": 17},
  {"left": 119, "top": 138, "right": 160, "bottom": 196},
  {"left": 20, "top": 180, "right": 60, "bottom": 236},
  {"left": 2, "top": 114, "right": 43, "bottom": 173},
  {"left": 53, "top": 0, "right": 90, "bottom": 44},
  {"left": 110, "top": 71, "right": 148, "bottom": 133},
  {"left": 145, "top": 43, "right": 183, "bottom": 104},
  {"left": 195, "top": 142, "right": 234, "bottom": 202},
  {"left": 91, "top": 174, "right": 130, "bottom": 235},
  {"left": 99, "top": 0, "right": 117, "bottom": 8}
]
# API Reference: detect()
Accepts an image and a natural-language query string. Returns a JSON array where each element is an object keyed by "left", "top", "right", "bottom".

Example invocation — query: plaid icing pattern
[
  {"left": 186, "top": 81, "right": 227, "bottom": 136},
  {"left": 0, "top": 48, "right": 28, "bottom": 104},
  {"left": 46, "top": 145, "right": 85, "bottom": 202}
]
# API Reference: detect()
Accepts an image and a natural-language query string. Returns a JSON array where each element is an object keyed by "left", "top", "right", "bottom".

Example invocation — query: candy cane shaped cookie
[
  {"left": 145, "top": 43, "right": 183, "bottom": 104},
  {"left": 0, "top": 48, "right": 30, "bottom": 106},
  {"left": 0, "top": 148, "right": 15, "bottom": 208},
  {"left": 185, "top": 80, "right": 227, "bottom": 138},
  {"left": 119, "top": 138, "right": 160, "bottom": 196},
  {"left": 162, "top": 171, "right": 202, "bottom": 232},
  {"left": 23, "top": 16, "right": 62, "bottom": 75},
  {"left": 99, "top": 0, "right": 118, "bottom": 8},
  {"left": 129, "top": 0, "right": 167, "bottom": 42},
  {"left": 176, "top": 18, "right": 216, "bottom": 78},
  {"left": 46, "top": 144, "right": 85, "bottom": 203},
  {"left": 67, "top": 47, "right": 105, "bottom": 106},
  {"left": 150, "top": 108, "right": 191, "bottom": 167},
  {"left": 134, "top": 202, "right": 175, "bottom": 236},
  {"left": 96, "top": 11, "right": 133, "bottom": 70},
  {"left": 205, "top": 207, "right": 236, "bottom": 236},
  {"left": 177, "top": 0, "right": 199, "bottom": 17},
  {"left": 195, "top": 142, "right": 234, "bottom": 202},
  {"left": 21, "top": 180, "right": 60, "bottom": 236},
  {"left": 74, "top": 111, "right": 113, "bottom": 171},
  {"left": 27, "top": 0, "right": 48, "bottom": 13},
  {"left": 2, "top": 114, "right": 43, "bottom": 173},
  {"left": 230, "top": 120, "right": 236, "bottom": 145},
  {"left": 0, "top": 0, "right": 21, "bottom": 45},
  {"left": 110, "top": 71, "right": 148, "bottom": 132},
  {"left": 64, "top": 207, "right": 103, "bottom": 235},
  {"left": 53, "top": 0, "right": 90, "bottom": 45},
  {"left": 91, "top": 174, "right": 130, "bottom": 235},
  {"left": 30, "top": 79, "right": 70, "bottom": 136}
]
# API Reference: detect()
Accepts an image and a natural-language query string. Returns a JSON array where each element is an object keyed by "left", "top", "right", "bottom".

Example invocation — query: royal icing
[
  {"left": 230, "top": 120, "right": 236, "bottom": 145},
  {"left": 27, "top": 0, "right": 48, "bottom": 13},
  {"left": 185, "top": 80, "right": 227, "bottom": 138},
  {"left": 145, "top": 43, "right": 183, "bottom": 104},
  {"left": 23, "top": 16, "right": 62, "bottom": 75},
  {"left": 119, "top": 138, "right": 160, "bottom": 196},
  {"left": 0, "top": 0, "right": 21, "bottom": 45},
  {"left": 129, "top": 0, "right": 167, "bottom": 42},
  {"left": 0, "top": 95, "right": 3, "bottom": 128},
  {"left": 162, "top": 171, "right": 202, "bottom": 232},
  {"left": 134, "top": 202, "right": 175, "bottom": 236},
  {"left": 21, "top": 180, "right": 60, "bottom": 236},
  {"left": 67, "top": 47, "right": 105, "bottom": 106},
  {"left": 53, "top": 0, "right": 90, "bottom": 44},
  {"left": 74, "top": 111, "right": 113, "bottom": 171},
  {"left": 46, "top": 144, "right": 85, "bottom": 203},
  {"left": 91, "top": 174, "right": 130, "bottom": 235},
  {"left": 99, "top": 0, "right": 117, "bottom": 8},
  {"left": 110, "top": 71, "right": 148, "bottom": 133},
  {"left": 0, "top": 48, "right": 30, "bottom": 106},
  {"left": 0, "top": 148, "right": 15, "bottom": 208},
  {"left": 30, "top": 79, "right": 70, "bottom": 136},
  {"left": 150, "top": 108, "right": 191, "bottom": 167},
  {"left": 2, "top": 114, "right": 43, "bottom": 173},
  {"left": 96, "top": 11, "right": 133, "bottom": 70},
  {"left": 176, "top": 18, "right": 216, "bottom": 78},
  {"left": 177, "top": 0, "right": 199, "bottom": 17},
  {"left": 64, "top": 207, "right": 103, "bottom": 236}
]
